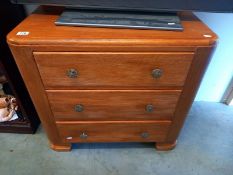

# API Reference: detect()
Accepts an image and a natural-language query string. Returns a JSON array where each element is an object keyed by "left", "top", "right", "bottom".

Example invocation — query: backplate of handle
[
  {"left": 80, "top": 132, "right": 88, "bottom": 139},
  {"left": 141, "top": 132, "right": 149, "bottom": 139},
  {"left": 152, "top": 68, "right": 163, "bottom": 79},
  {"left": 67, "top": 68, "right": 78, "bottom": 78},
  {"left": 146, "top": 104, "right": 154, "bottom": 113},
  {"left": 75, "top": 104, "right": 84, "bottom": 112}
]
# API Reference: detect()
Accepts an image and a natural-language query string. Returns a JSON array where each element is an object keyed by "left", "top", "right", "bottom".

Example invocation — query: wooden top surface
[{"left": 7, "top": 6, "right": 217, "bottom": 47}]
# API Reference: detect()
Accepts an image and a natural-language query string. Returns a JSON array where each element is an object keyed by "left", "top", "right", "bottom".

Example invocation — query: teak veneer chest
[{"left": 7, "top": 7, "right": 217, "bottom": 151}]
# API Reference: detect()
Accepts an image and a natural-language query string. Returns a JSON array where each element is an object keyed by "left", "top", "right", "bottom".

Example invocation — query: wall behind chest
[{"left": 195, "top": 12, "right": 233, "bottom": 102}]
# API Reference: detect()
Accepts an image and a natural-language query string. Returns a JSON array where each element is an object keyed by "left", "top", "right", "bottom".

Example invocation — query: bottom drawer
[{"left": 57, "top": 121, "right": 171, "bottom": 143}]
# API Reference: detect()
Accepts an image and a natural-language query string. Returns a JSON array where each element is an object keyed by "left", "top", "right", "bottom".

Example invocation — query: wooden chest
[{"left": 7, "top": 7, "right": 217, "bottom": 151}]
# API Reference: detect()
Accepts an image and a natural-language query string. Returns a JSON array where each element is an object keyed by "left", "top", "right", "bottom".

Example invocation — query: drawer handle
[
  {"left": 141, "top": 132, "right": 149, "bottom": 139},
  {"left": 80, "top": 132, "right": 88, "bottom": 139},
  {"left": 67, "top": 68, "right": 78, "bottom": 78},
  {"left": 75, "top": 104, "right": 84, "bottom": 112},
  {"left": 146, "top": 104, "right": 154, "bottom": 113},
  {"left": 152, "top": 68, "right": 163, "bottom": 79}
]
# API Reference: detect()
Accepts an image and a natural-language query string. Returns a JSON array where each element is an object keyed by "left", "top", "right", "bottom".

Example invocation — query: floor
[{"left": 0, "top": 102, "right": 233, "bottom": 175}]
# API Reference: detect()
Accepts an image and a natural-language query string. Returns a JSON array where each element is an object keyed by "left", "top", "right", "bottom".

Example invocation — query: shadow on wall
[{"left": 24, "top": 5, "right": 38, "bottom": 14}]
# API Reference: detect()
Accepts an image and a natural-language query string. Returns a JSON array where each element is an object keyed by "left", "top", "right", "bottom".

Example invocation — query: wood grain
[
  {"left": 166, "top": 46, "right": 216, "bottom": 142},
  {"left": 34, "top": 52, "right": 193, "bottom": 89},
  {"left": 56, "top": 120, "right": 171, "bottom": 143},
  {"left": 47, "top": 90, "right": 181, "bottom": 121}
]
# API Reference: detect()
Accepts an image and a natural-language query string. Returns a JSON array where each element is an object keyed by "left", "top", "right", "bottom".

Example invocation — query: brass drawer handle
[
  {"left": 152, "top": 68, "right": 163, "bottom": 79},
  {"left": 67, "top": 68, "right": 78, "bottom": 78},
  {"left": 75, "top": 104, "right": 84, "bottom": 112},
  {"left": 80, "top": 132, "right": 88, "bottom": 139},
  {"left": 146, "top": 104, "right": 154, "bottom": 113},
  {"left": 141, "top": 132, "right": 149, "bottom": 139}
]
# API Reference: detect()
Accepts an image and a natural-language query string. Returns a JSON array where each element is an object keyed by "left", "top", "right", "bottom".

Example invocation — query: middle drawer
[{"left": 47, "top": 90, "right": 181, "bottom": 121}]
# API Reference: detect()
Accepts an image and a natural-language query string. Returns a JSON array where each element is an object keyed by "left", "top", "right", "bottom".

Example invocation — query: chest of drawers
[{"left": 7, "top": 7, "right": 217, "bottom": 151}]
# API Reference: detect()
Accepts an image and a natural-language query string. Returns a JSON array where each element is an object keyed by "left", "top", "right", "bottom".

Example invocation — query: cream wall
[{"left": 194, "top": 13, "right": 233, "bottom": 102}]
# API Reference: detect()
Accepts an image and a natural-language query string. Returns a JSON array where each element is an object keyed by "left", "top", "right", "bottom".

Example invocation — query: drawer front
[
  {"left": 57, "top": 121, "right": 171, "bottom": 143},
  {"left": 47, "top": 90, "right": 181, "bottom": 121},
  {"left": 34, "top": 52, "right": 193, "bottom": 89}
]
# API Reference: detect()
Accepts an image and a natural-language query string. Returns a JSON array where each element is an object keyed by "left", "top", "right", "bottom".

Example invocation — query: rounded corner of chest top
[{"left": 7, "top": 31, "right": 31, "bottom": 46}]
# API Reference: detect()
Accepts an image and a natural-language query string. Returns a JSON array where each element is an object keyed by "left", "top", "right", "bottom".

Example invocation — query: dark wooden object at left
[{"left": 0, "top": 1, "right": 40, "bottom": 133}]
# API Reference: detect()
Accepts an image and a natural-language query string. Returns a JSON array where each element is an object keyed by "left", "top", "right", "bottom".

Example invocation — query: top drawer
[{"left": 34, "top": 52, "right": 193, "bottom": 89}]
